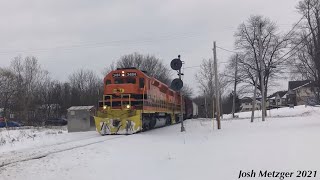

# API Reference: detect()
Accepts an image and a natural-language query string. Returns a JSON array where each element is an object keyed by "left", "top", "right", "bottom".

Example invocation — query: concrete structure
[
  {"left": 240, "top": 97, "right": 261, "bottom": 112},
  {"left": 67, "top": 106, "right": 96, "bottom": 132}
]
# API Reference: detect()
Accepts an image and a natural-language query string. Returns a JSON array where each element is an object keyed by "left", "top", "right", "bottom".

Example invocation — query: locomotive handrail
[
  {"left": 120, "top": 94, "right": 131, "bottom": 109},
  {"left": 103, "top": 95, "right": 113, "bottom": 109}
]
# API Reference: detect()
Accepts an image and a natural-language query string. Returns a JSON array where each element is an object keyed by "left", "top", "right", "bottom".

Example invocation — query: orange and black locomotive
[{"left": 94, "top": 67, "right": 197, "bottom": 135}]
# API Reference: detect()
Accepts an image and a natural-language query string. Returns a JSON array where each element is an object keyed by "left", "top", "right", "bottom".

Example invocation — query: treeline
[
  {"left": 0, "top": 53, "right": 195, "bottom": 124},
  {"left": 0, "top": 56, "right": 103, "bottom": 125}
]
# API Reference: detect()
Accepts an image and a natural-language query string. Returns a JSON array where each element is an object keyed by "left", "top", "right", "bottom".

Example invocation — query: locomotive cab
[{"left": 100, "top": 68, "right": 146, "bottom": 110}]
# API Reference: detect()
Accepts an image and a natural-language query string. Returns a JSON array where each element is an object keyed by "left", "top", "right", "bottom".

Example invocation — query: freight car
[{"left": 94, "top": 67, "right": 197, "bottom": 135}]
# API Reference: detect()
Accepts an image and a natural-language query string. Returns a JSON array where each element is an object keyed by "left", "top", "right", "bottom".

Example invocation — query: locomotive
[{"left": 94, "top": 67, "right": 198, "bottom": 135}]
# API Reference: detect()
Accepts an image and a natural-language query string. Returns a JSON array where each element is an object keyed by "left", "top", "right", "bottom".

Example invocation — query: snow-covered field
[
  {"left": 1, "top": 105, "right": 320, "bottom": 180},
  {"left": 0, "top": 126, "right": 67, "bottom": 153}
]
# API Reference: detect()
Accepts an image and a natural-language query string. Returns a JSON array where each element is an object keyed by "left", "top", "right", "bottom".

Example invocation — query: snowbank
[{"left": 1, "top": 105, "right": 320, "bottom": 180}]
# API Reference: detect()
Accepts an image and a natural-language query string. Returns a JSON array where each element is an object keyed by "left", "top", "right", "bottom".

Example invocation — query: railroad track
[{"left": 0, "top": 134, "right": 126, "bottom": 168}]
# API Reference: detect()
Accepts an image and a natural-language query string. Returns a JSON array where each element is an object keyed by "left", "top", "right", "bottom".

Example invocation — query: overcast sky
[{"left": 0, "top": 0, "right": 301, "bottom": 95}]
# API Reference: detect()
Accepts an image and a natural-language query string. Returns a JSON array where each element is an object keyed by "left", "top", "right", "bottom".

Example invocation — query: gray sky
[{"left": 0, "top": 0, "right": 301, "bottom": 95}]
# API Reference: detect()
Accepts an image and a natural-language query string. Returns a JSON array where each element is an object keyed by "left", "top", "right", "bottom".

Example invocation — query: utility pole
[
  {"left": 213, "top": 41, "right": 221, "bottom": 129},
  {"left": 204, "top": 90, "right": 208, "bottom": 118},
  {"left": 232, "top": 54, "right": 238, "bottom": 118},
  {"left": 251, "top": 71, "right": 259, "bottom": 123},
  {"left": 258, "top": 23, "right": 266, "bottom": 121}
]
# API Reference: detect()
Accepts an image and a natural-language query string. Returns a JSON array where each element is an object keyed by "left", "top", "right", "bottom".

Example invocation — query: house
[
  {"left": 267, "top": 91, "right": 287, "bottom": 108},
  {"left": 240, "top": 97, "right": 261, "bottom": 112},
  {"left": 286, "top": 80, "right": 319, "bottom": 106}
]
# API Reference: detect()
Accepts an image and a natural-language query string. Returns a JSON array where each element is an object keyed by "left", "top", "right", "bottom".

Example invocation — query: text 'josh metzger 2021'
[{"left": 238, "top": 170, "right": 317, "bottom": 180}]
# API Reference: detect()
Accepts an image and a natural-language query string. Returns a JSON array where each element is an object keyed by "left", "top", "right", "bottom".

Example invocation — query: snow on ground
[
  {"left": 224, "top": 105, "right": 319, "bottom": 119},
  {"left": 0, "top": 126, "right": 104, "bottom": 154},
  {"left": 0, "top": 126, "right": 67, "bottom": 153},
  {"left": 1, "top": 105, "right": 320, "bottom": 180}
]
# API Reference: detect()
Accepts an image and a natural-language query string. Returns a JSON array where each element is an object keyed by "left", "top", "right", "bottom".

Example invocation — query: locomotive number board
[
  {"left": 126, "top": 72, "right": 137, "bottom": 77},
  {"left": 112, "top": 73, "right": 121, "bottom": 77},
  {"left": 112, "top": 72, "right": 137, "bottom": 77}
]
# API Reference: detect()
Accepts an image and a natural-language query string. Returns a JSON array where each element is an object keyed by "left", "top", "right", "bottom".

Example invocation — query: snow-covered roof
[{"left": 67, "top": 106, "right": 95, "bottom": 111}]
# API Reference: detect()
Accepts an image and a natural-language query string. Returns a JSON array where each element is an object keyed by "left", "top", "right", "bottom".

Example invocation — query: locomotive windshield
[
  {"left": 114, "top": 78, "right": 124, "bottom": 84},
  {"left": 111, "top": 78, "right": 137, "bottom": 84}
]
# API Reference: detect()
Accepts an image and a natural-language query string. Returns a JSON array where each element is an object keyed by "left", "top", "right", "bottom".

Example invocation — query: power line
[
  {"left": 216, "top": 46, "right": 238, "bottom": 54},
  {"left": 282, "top": 16, "right": 304, "bottom": 40},
  {"left": 183, "top": 61, "right": 229, "bottom": 70},
  {"left": 277, "top": 28, "right": 316, "bottom": 63},
  {"left": 0, "top": 33, "right": 205, "bottom": 55},
  {"left": 184, "top": 65, "right": 201, "bottom": 69}
]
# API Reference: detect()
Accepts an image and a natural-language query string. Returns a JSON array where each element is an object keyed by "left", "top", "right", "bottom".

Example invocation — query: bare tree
[
  {"left": 196, "top": 58, "right": 228, "bottom": 118},
  {"left": 0, "top": 68, "right": 17, "bottom": 118},
  {"left": 180, "top": 84, "right": 194, "bottom": 98},
  {"left": 289, "top": 0, "right": 320, "bottom": 99},
  {"left": 104, "top": 52, "right": 172, "bottom": 85},
  {"left": 10, "top": 56, "right": 46, "bottom": 124},
  {"left": 68, "top": 69, "right": 103, "bottom": 106},
  {"left": 234, "top": 15, "right": 289, "bottom": 100}
]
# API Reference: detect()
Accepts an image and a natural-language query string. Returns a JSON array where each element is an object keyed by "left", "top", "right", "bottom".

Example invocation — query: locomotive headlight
[
  {"left": 126, "top": 104, "right": 131, "bottom": 109},
  {"left": 103, "top": 106, "right": 107, "bottom": 110}
]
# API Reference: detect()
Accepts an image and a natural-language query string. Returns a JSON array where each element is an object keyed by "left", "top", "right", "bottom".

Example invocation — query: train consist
[{"left": 94, "top": 67, "right": 198, "bottom": 135}]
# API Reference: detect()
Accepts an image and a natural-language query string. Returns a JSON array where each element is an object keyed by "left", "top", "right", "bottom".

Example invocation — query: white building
[
  {"left": 240, "top": 97, "right": 261, "bottom": 112},
  {"left": 267, "top": 91, "right": 287, "bottom": 108}
]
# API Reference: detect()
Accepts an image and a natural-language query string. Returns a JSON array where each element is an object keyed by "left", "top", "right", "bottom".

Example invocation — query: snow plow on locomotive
[{"left": 94, "top": 67, "right": 198, "bottom": 135}]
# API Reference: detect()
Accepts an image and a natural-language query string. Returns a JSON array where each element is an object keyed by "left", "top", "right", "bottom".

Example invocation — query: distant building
[
  {"left": 286, "top": 80, "right": 319, "bottom": 106},
  {"left": 240, "top": 97, "right": 261, "bottom": 112},
  {"left": 67, "top": 106, "right": 96, "bottom": 132},
  {"left": 267, "top": 91, "right": 287, "bottom": 108}
]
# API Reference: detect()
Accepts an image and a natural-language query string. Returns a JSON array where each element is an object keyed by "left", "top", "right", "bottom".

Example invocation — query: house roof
[
  {"left": 268, "top": 91, "right": 287, "bottom": 98},
  {"left": 288, "top": 80, "right": 316, "bottom": 90},
  {"left": 67, "top": 106, "right": 95, "bottom": 111},
  {"left": 241, "top": 97, "right": 252, "bottom": 103}
]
